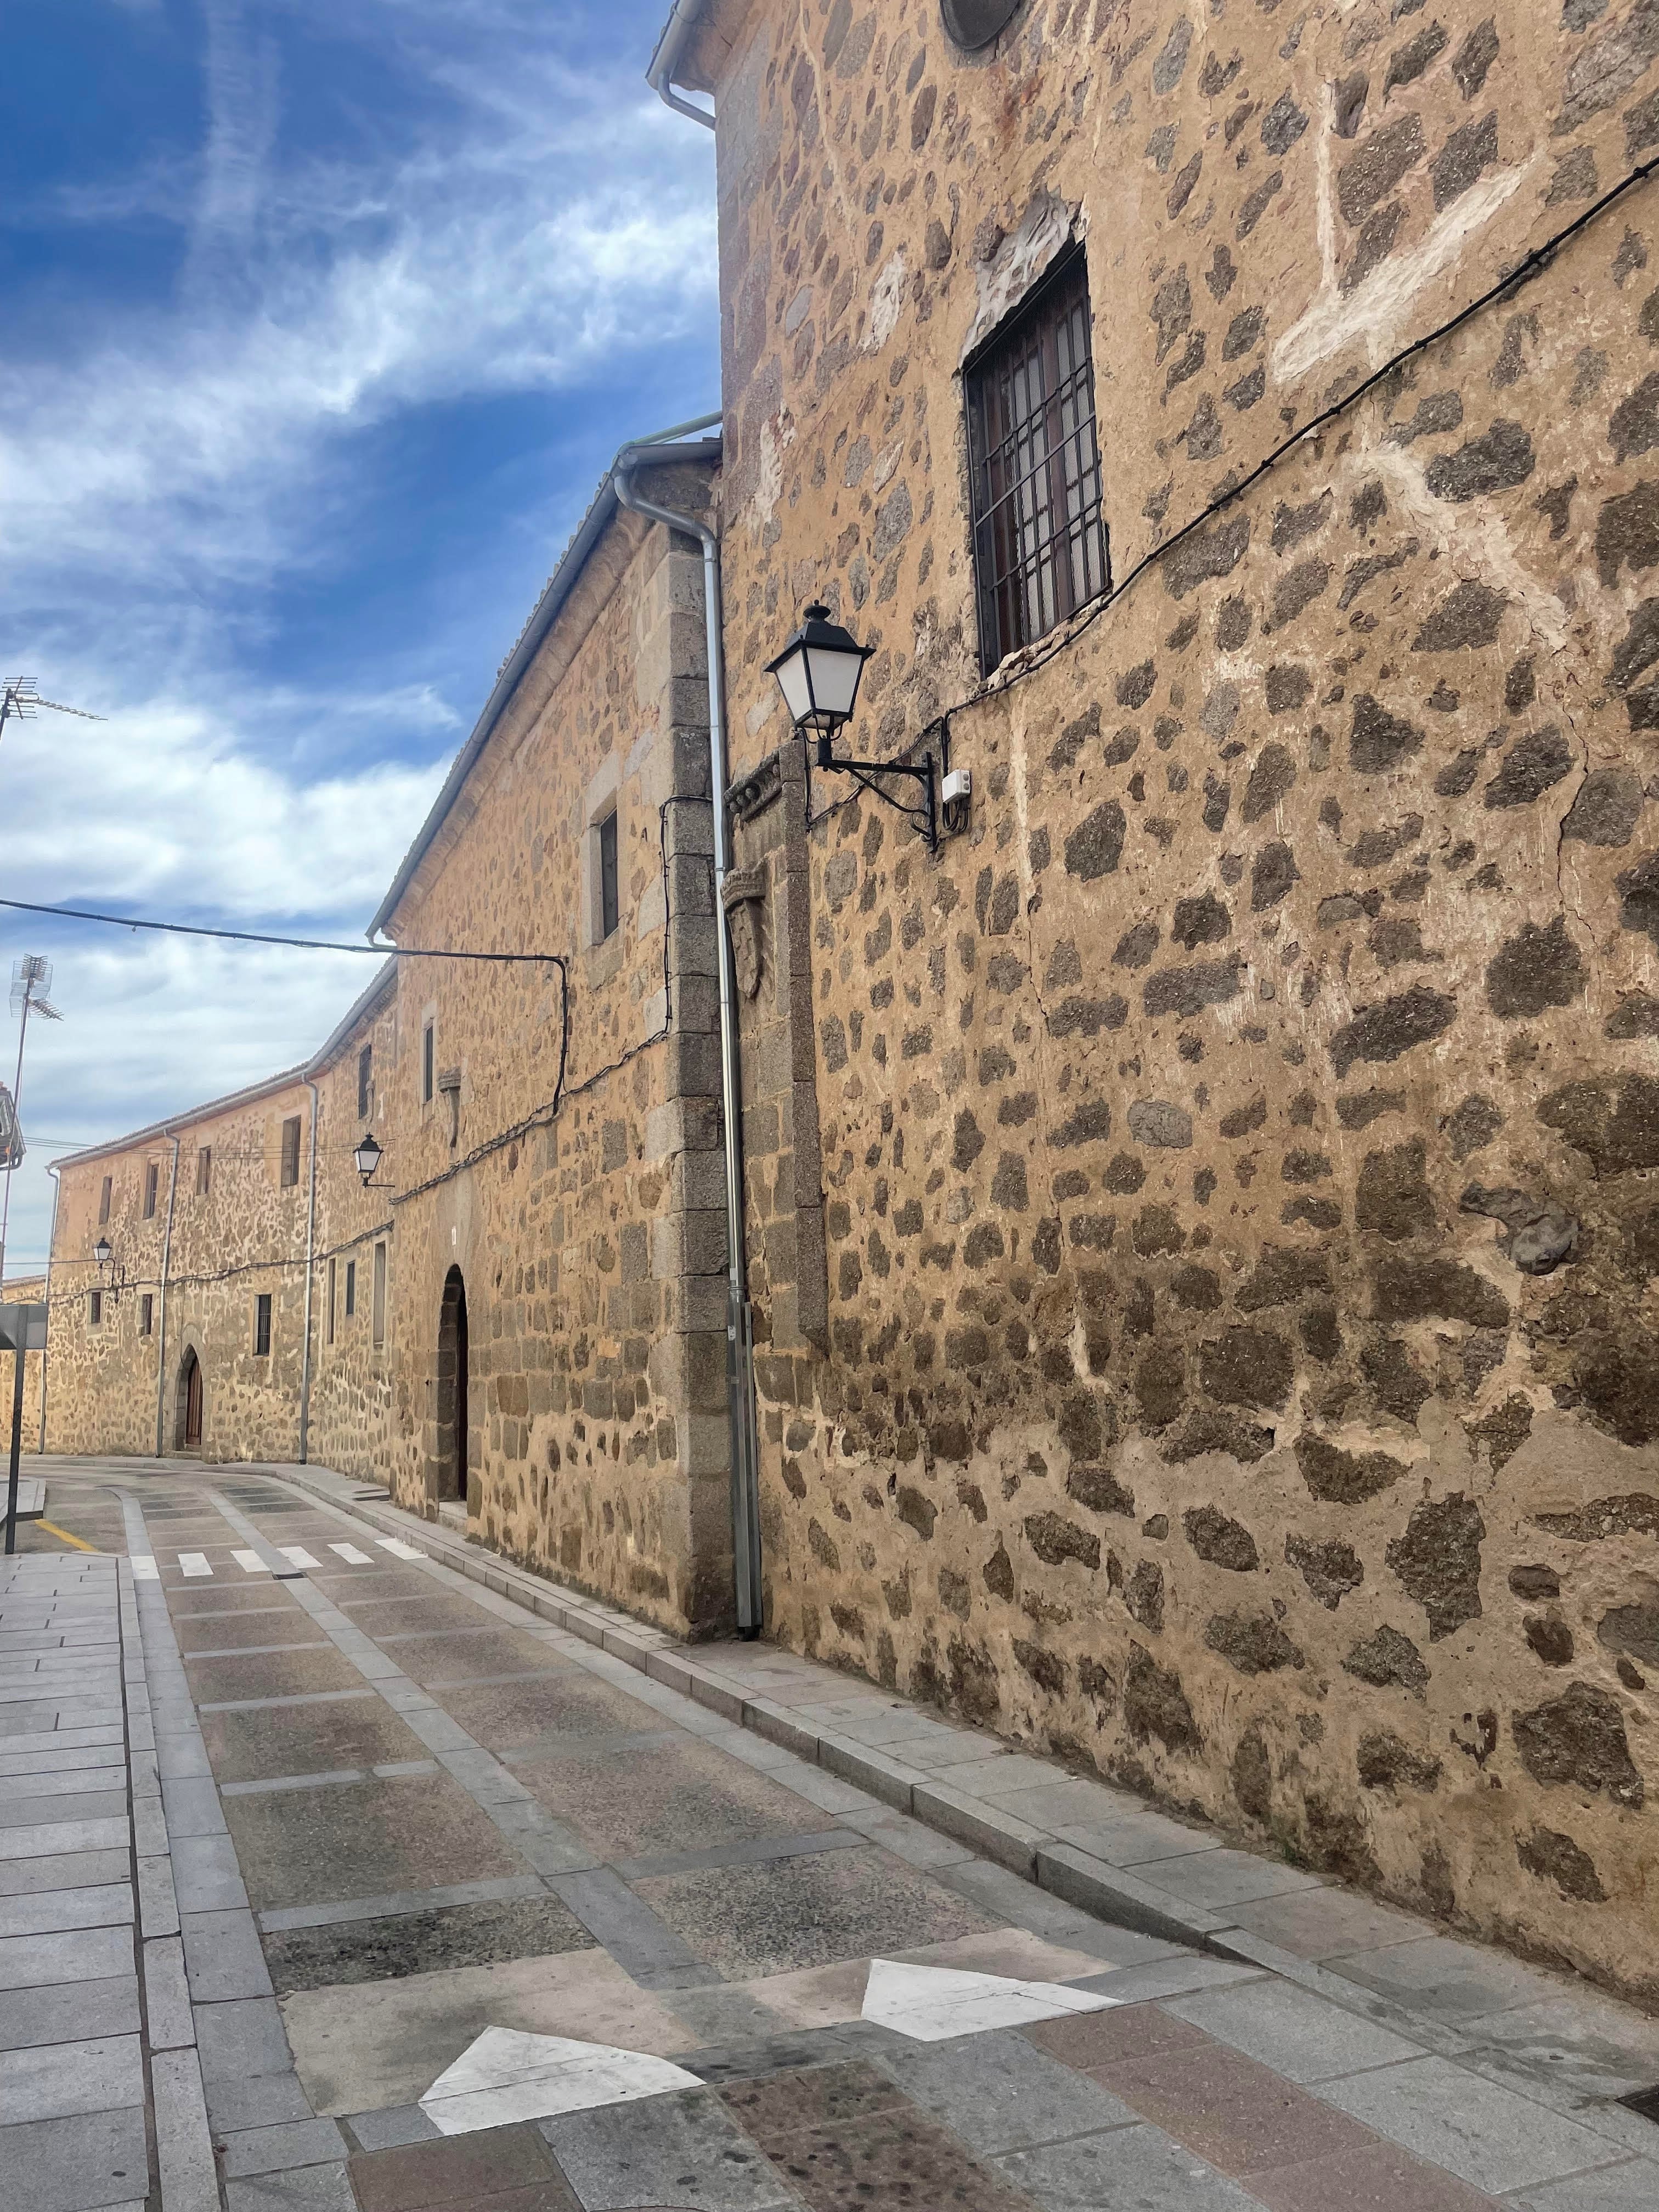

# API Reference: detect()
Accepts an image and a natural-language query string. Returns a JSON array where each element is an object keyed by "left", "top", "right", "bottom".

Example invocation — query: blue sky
[{"left": 0, "top": 0, "right": 717, "bottom": 1275}]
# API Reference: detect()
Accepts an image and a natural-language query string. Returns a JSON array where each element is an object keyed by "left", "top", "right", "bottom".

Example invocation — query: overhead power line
[{"left": 0, "top": 897, "right": 565, "bottom": 966}]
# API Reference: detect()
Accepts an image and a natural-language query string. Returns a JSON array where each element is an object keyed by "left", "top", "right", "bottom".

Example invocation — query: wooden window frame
[
  {"left": 196, "top": 1147, "right": 211, "bottom": 1197},
  {"left": 371, "top": 1241, "right": 387, "bottom": 1351},
  {"left": 345, "top": 1259, "right": 357, "bottom": 1318},
  {"left": 279, "top": 1115, "right": 302, "bottom": 1189},
  {"left": 89, "top": 1289, "right": 103, "bottom": 1327},
  {"left": 143, "top": 1161, "right": 159, "bottom": 1218},
  {"left": 963, "top": 246, "right": 1109, "bottom": 675},
  {"left": 139, "top": 1293, "right": 153, "bottom": 1338},
  {"left": 326, "top": 1256, "right": 337, "bottom": 1347},
  {"left": 358, "top": 1043, "right": 373, "bottom": 1120},
  {"left": 422, "top": 1022, "right": 435, "bottom": 1106},
  {"left": 253, "top": 1293, "right": 272, "bottom": 1357}
]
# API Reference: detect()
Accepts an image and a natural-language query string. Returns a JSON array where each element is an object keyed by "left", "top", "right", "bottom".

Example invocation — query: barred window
[
  {"left": 964, "top": 248, "right": 1108, "bottom": 675},
  {"left": 280, "top": 1115, "right": 301, "bottom": 1188},
  {"left": 139, "top": 1293, "right": 154, "bottom": 1338},
  {"left": 254, "top": 1293, "right": 272, "bottom": 1357},
  {"left": 144, "top": 1161, "right": 159, "bottom": 1218}
]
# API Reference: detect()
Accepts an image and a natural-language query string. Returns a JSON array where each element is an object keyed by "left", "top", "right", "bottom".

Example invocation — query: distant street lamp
[
  {"left": 353, "top": 1132, "right": 385, "bottom": 1185},
  {"left": 766, "top": 603, "right": 941, "bottom": 850}
]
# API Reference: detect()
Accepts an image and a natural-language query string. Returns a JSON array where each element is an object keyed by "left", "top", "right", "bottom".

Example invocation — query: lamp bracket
[{"left": 813, "top": 748, "right": 939, "bottom": 853}]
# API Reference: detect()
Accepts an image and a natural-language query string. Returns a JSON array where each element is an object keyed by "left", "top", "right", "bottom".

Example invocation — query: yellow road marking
[{"left": 36, "top": 1520, "right": 98, "bottom": 1553}]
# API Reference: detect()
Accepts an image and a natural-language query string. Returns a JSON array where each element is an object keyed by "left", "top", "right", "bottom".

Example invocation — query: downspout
[
  {"left": 154, "top": 1133, "right": 179, "bottom": 1456},
  {"left": 614, "top": 419, "right": 764, "bottom": 1637},
  {"left": 39, "top": 1166, "right": 59, "bottom": 1453},
  {"left": 647, "top": 0, "right": 716, "bottom": 129},
  {"left": 298, "top": 1080, "right": 319, "bottom": 1464}
]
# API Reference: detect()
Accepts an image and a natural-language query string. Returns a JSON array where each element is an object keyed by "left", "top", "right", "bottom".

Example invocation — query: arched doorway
[
  {"left": 175, "top": 1348, "right": 202, "bottom": 1454},
  {"left": 436, "top": 1267, "right": 469, "bottom": 1507}
]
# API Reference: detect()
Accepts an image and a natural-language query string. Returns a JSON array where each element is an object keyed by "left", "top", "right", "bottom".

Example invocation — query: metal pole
[
  {"left": 5, "top": 1341, "right": 24, "bottom": 1554},
  {"left": 0, "top": 991, "right": 30, "bottom": 1287}
]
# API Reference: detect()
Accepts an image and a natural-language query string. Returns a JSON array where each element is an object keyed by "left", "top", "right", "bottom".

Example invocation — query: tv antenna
[
  {"left": 1, "top": 680, "right": 108, "bottom": 741},
  {"left": 0, "top": 957, "right": 64, "bottom": 1286}
]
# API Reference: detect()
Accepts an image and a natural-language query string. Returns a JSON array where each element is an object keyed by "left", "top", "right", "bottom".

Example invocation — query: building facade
[
  {"left": 39, "top": 0, "right": 1659, "bottom": 1999},
  {"left": 663, "top": 0, "right": 1659, "bottom": 2002}
]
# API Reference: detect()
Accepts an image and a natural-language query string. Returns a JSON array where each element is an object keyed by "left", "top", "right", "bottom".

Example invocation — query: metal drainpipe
[
  {"left": 154, "top": 1133, "right": 180, "bottom": 1456},
  {"left": 646, "top": 0, "right": 716, "bottom": 129},
  {"left": 613, "top": 422, "right": 763, "bottom": 1637},
  {"left": 298, "top": 1080, "right": 320, "bottom": 1464},
  {"left": 39, "top": 1166, "right": 60, "bottom": 1453}
]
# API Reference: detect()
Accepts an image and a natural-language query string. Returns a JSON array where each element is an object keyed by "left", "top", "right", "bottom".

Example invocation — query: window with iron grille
[
  {"left": 139, "top": 1294, "right": 153, "bottom": 1338},
  {"left": 144, "top": 1161, "right": 159, "bottom": 1218},
  {"left": 254, "top": 1293, "right": 272, "bottom": 1356},
  {"left": 280, "top": 1115, "right": 301, "bottom": 1188},
  {"left": 963, "top": 248, "right": 1108, "bottom": 675},
  {"left": 89, "top": 1290, "right": 103, "bottom": 1326}
]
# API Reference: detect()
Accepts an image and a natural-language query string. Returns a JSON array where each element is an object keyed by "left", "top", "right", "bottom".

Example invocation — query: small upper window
[
  {"left": 371, "top": 1241, "right": 387, "bottom": 1351},
  {"left": 143, "top": 1161, "right": 159, "bottom": 1218},
  {"left": 964, "top": 247, "right": 1108, "bottom": 675},
  {"left": 89, "top": 1289, "right": 103, "bottom": 1327},
  {"left": 139, "top": 1293, "right": 154, "bottom": 1338},
  {"left": 345, "top": 1259, "right": 357, "bottom": 1318},
  {"left": 253, "top": 1293, "right": 272, "bottom": 1356},
  {"left": 98, "top": 1175, "right": 112, "bottom": 1224},
  {"left": 280, "top": 1115, "right": 302, "bottom": 1188},
  {"left": 422, "top": 1022, "right": 435, "bottom": 1105},
  {"left": 597, "top": 811, "right": 620, "bottom": 943},
  {"left": 358, "top": 1043, "right": 373, "bottom": 1120},
  {"left": 197, "top": 1147, "right": 212, "bottom": 1196}
]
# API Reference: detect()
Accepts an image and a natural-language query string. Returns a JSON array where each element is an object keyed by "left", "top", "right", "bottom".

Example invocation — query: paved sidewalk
[
  {"left": 0, "top": 1547, "right": 217, "bottom": 2212},
  {"left": 16, "top": 1455, "right": 1659, "bottom": 2211}
]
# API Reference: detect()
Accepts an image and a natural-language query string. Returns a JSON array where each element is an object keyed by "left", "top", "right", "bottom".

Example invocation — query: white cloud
[{"left": 0, "top": 0, "right": 720, "bottom": 1280}]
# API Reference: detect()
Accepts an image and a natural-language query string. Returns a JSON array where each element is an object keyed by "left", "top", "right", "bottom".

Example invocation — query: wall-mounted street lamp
[
  {"left": 353, "top": 1132, "right": 386, "bottom": 1186},
  {"left": 91, "top": 1233, "right": 129, "bottom": 1307},
  {"left": 766, "top": 604, "right": 943, "bottom": 851},
  {"left": 93, "top": 1235, "right": 112, "bottom": 1268}
]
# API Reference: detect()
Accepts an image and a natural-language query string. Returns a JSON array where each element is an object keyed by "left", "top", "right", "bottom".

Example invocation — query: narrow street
[{"left": 3, "top": 1461, "right": 1657, "bottom": 2211}]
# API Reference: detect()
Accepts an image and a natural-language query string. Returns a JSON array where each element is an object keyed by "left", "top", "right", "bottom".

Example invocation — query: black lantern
[
  {"left": 764, "top": 603, "right": 874, "bottom": 761},
  {"left": 766, "top": 603, "right": 943, "bottom": 851},
  {"left": 93, "top": 1235, "right": 112, "bottom": 1268},
  {"left": 353, "top": 1132, "right": 383, "bottom": 1184}
]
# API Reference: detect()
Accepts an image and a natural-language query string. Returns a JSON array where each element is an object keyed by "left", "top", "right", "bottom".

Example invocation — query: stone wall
[
  {"left": 695, "top": 0, "right": 1659, "bottom": 1999},
  {"left": 375, "top": 456, "right": 734, "bottom": 1634},
  {"left": 47, "top": 1075, "right": 321, "bottom": 1463},
  {"left": 42, "top": 455, "right": 737, "bottom": 1639}
]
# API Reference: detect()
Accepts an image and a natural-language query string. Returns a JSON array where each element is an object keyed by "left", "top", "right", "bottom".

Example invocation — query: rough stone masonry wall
[
  {"left": 379, "top": 466, "right": 735, "bottom": 1634},
  {"left": 47, "top": 1080, "right": 318, "bottom": 1463},
  {"left": 699, "top": 0, "right": 1659, "bottom": 1999},
  {"left": 303, "top": 993, "right": 401, "bottom": 1485},
  {"left": 3, "top": 1277, "right": 47, "bottom": 1450}
]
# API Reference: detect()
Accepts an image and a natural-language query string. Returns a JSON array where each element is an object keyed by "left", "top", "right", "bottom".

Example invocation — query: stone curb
[
  {"left": 115, "top": 1551, "right": 222, "bottom": 2212},
  {"left": 262, "top": 1463, "right": 1236, "bottom": 1961}
]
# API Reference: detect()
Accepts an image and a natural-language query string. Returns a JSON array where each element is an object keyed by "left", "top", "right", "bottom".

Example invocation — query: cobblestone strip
[{"left": 122, "top": 1495, "right": 349, "bottom": 2211}]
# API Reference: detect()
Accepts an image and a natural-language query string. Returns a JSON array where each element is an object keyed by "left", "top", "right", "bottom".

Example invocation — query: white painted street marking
[
  {"left": 232, "top": 1550, "right": 270, "bottom": 1575},
  {"left": 860, "top": 1959, "right": 1117, "bottom": 2042},
  {"left": 419, "top": 2028, "right": 700, "bottom": 2136},
  {"left": 328, "top": 1544, "right": 373, "bottom": 1565},
  {"left": 130, "top": 1556, "right": 159, "bottom": 1581},
  {"left": 376, "top": 1538, "right": 425, "bottom": 1560},
  {"left": 280, "top": 1547, "right": 321, "bottom": 1570},
  {"left": 178, "top": 1554, "right": 213, "bottom": 1578}
]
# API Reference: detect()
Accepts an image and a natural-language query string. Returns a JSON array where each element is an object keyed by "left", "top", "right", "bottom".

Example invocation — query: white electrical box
[{"left": 941, "top": 768, "right": 972, "bottom": 807}]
